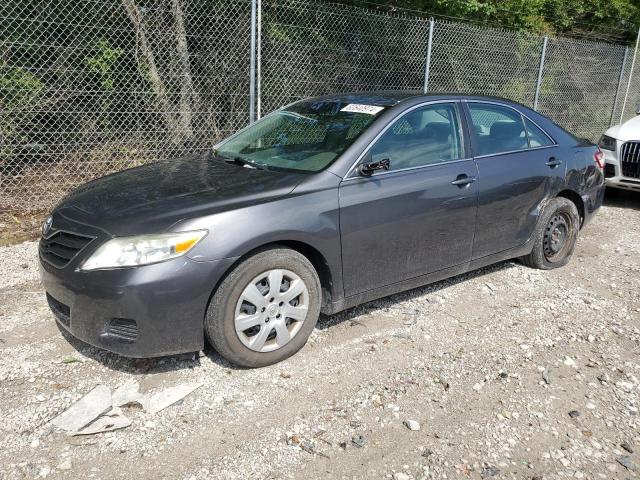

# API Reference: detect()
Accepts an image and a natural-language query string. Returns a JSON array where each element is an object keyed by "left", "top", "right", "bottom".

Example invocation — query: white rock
[
  {"left": 564, "top": 357, "right": 577, "bottom": 368},
  {"left": 57, "top": 460, "right": 72, "bottom": 470},
  {"left": 393, "top": 473, "right": 411, "bottom": 480},
  {"left": 404, "top": 419, "right": 420, "bottom": 431},
  {"left": 616, "top": 381, "right": 634, "bottom": 393}
]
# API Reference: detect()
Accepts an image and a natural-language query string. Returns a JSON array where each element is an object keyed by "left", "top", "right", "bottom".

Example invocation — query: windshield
[{"left": 215, "top": 100, "right": 386, "bottom": 172}]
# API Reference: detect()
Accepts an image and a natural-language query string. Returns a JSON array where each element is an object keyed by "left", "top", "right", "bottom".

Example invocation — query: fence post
[
  {"left": 256, "top": 0, "right": 262, "bottom": 119},
  {"left": 249, "top": 0, "right": 257, "bottom": 123},
  {"left": 610, "top": 47, "right": 629, "bottom": 127},
  {"left": 423, "top": 18, "right": 434, "bottom": 93},
  {"left": 533, "top": 36, "right": 548, "bottom": 111},
  {"left": 620, "top": 27, "right": 640, "bottom": 124}
]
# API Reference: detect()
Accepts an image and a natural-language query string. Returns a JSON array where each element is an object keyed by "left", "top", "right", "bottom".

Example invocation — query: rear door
[
  {"left": 464, "top": 101, "right": 564, "bottom": 259},
  {"left": 339, "top": 101, "right": 478, "bottom": 297}
]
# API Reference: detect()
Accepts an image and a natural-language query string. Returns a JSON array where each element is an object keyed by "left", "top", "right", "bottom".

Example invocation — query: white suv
[{"left": 600, "top": 109, "right": 640, "bottom": 192}]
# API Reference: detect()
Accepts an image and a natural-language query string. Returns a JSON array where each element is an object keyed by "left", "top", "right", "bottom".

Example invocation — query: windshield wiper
[{"left": 217, "top": 154, "right": 262, "bottom": 170}]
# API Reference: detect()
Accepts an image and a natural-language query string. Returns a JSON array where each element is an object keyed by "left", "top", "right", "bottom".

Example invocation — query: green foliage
[
  {"left": 499, "top": 79, "right": 530, "bottom": 104},
  {"left": 0, "top": 64, "right": 44, "bottom": 110},
  {"left": 0, "top": 65, "right": 45, "bottom": 162},
  {"left": 84, "top": 39, "right": 123, "bottom": 92},
  {"left": 343, "top": 0, "right": 640, "bottom": 42}
]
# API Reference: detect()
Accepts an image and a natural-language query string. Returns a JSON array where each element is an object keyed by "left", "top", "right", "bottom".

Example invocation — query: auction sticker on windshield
[{"left": 340, "top": 104, "right": 385, "bottom": 115}]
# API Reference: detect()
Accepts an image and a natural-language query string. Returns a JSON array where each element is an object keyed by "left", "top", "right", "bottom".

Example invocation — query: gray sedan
[{"left": 40, "top": 92, "right": 604, "bottom": 367}]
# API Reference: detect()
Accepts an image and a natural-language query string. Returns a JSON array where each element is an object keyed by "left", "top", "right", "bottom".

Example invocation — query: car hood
[
  {"left": 605, "top": 115, "right": 640, "bottom": 142},
  {"left": 56, "top": 151, "right": 306, "bottom": 235}
]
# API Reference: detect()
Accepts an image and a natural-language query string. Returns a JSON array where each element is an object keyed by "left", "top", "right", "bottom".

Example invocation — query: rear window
[
  {"left": 524, "top": 117, "right": 554, "bottom": 147},
  {"left": 468, "top": 103, "right": 528, "bottom": 156}
]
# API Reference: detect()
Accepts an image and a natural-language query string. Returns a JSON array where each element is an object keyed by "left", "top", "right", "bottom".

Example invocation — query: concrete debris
[
  {"left": 73, "top": 407, "right": 132, "bottom": 436},
  {"left": 50, "top": 385, "right": 112, "bottom": 432},
  {"left": 49, "top": 381, "right": 201, "bottom": 435},
  {"left": 146, "top": 382, "right": 203, "bottom": 414},
  {"left": 112, "top": 380, "right": 147, "bottom": 409}
]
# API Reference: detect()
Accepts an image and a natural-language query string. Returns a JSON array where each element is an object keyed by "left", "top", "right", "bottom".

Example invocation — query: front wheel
[
  {"left": 521, "top": 197, "right": 580, "bottom": 270},
  {"left": 205, "top": 247, "right": 321, "bottom": 368}
]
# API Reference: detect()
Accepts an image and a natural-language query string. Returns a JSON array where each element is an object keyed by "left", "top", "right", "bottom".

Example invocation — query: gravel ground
[{"left": 1, "top": 191, "right": 639, "bottom": 480}]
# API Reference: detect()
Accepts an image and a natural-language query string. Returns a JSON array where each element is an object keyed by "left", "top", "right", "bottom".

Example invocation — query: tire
[
  {"left": 205, "top": 247, "right": 321, "bottom": 368},
  {"left": 521, "top": 197, "right": 580, "bottom": 270}
]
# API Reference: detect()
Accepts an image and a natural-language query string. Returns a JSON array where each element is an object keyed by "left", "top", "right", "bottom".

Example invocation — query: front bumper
[
  {"left": 40, "top": 246, "right": 238, "bottom": 358},
  {"left": 605, "top": 176, "right": 640, "bottom": 192},
  {"left": 602, "top": 144, "right": 640, "bottom": 192}
]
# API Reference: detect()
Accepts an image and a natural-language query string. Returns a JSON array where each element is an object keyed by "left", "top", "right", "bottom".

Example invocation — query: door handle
[
  {"left": 545, "top": 157, "right": 562, "bottom": 168},
  {"left": 451, "top": 174, "right": 476, "bottom": 187}
]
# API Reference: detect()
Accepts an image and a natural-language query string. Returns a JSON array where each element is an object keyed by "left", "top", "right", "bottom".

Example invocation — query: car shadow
[
  {"left": 316, "top": 260, "right": 516, "bottom": 330},
  {"left": 57, "top": 259, "right": 518, "bottom": 374},
  {"left": 55, "top": 321, "right": 231, "bottom": 374},
  {"left": 603, "top": 188, "right": 640, "bottom": 209}
]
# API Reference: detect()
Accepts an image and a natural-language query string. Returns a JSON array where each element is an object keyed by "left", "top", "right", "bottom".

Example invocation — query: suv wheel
[
  {"left": 205, "top": 247, "right": 321, "bottom": 367},
  {"left": 521, "top": 197, "right": 580, "bottom": 270}
]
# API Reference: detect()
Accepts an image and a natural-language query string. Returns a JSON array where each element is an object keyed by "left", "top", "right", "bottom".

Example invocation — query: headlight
[
  {"left": 80, "top": 230, "right": 207, "bottom": 271},
  {"left": 598, "top": 135, "right": 617, "bottom": 151}
]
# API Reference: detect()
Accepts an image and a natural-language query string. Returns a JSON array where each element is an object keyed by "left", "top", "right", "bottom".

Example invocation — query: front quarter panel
[{"left": 176, "top": 170, "right": 344, "bottom": 302}]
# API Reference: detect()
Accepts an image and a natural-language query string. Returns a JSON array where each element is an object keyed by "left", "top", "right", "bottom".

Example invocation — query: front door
[{"left": 339, "top": 102, "right": 479, "bottom": 297}]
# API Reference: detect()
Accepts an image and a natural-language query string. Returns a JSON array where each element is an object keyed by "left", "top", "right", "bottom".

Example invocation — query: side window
[
  {"left": 468, "top": 104, "right": 528, "bottom": 156},
  {"left": 524, "top": 118, "right": 554, "bottom": 147},
  {"left": 368, "top": 104, "right": 463, "bottom": 171}
]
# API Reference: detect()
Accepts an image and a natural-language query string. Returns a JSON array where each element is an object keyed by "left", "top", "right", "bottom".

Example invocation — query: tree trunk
[
  {"left": 171, "top": 0, "right": 197, "bottom": 143},
  {"left": 122, "top": 0, "right": 182, "bottom": 145}
]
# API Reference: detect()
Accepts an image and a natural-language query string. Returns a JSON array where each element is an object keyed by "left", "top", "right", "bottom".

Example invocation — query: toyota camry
[{"left": 39, "top": 92, "right": 605, "bottom": 367}]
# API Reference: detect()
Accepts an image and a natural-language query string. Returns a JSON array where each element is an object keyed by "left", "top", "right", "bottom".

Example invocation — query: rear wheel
[
  {"left": 205, "top": 247, "right": 321, "bottom": 368},
  {"left": 521, "top": 197, "right": 580, "bottom": 270}
]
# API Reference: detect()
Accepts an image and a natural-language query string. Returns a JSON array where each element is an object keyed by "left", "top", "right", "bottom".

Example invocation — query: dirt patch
[
  {"left": 0, "top": 191, "right": 639, "bottom": 480},
  {"left": 0, "top": 210, "right": 46, "bottom": 246}
]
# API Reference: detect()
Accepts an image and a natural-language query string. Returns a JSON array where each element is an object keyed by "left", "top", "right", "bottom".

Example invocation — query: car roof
[{"left": 295, "top": 91, "right": 529, "bottom": 109}]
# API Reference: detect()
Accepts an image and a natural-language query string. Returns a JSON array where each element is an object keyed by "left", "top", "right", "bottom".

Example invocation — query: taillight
[{"left": 594, "top": 149, "right": 605, "bottom": 169}]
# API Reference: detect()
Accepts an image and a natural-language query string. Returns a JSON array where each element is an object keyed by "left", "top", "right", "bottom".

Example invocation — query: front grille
[
  {"left": 105, "top": 318, "right": 138, "bottom": 343},
  {"left": 47, "top": 293, "right": 70, "bottom": 327},
  {"left": 40, "top": 231, "right": 93, "bottom": 268},
  {"left": 621, "top": 142, "right": 640, "bottom": 179}
]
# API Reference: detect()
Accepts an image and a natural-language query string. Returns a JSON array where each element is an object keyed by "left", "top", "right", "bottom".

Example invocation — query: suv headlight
[
  {"left": 598, "top": 135, "right": 617, "bottom": 151},
  {"left": 80, "top": 230, "right": 207, "bottom": 271}
]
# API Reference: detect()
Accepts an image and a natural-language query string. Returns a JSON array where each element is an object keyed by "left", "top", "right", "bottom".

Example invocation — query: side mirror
[
  {"left": 358, "top": 158, "right": 390, "bottom": 176},
  {"left": 636, "top": 103, "right": 640, "bottom": 115}
]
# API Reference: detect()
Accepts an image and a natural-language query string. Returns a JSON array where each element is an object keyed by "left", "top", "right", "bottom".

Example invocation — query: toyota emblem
[{"left": 42, "top": 215, "right": 53, "bottom": 236}]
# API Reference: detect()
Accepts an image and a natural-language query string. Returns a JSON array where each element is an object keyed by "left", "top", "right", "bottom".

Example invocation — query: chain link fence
[{"left": 1, "top": 0, "right": 639, "bottom": 214}]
